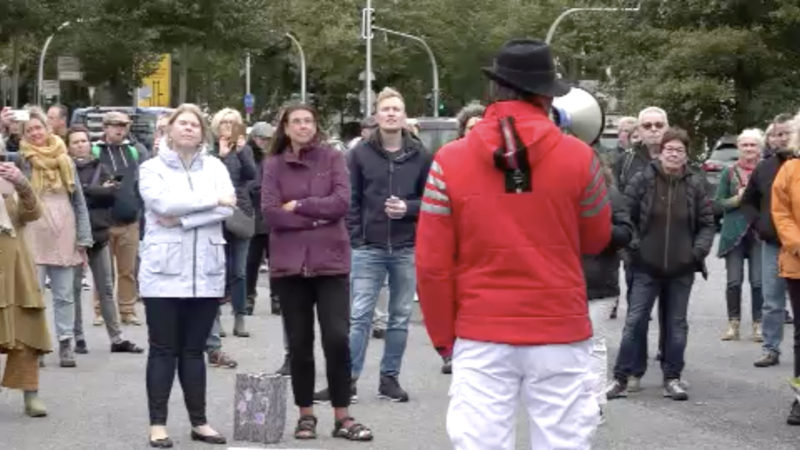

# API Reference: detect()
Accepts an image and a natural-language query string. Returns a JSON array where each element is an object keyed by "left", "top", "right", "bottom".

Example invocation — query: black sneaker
[
  {"left": 372, "top": 328, "right": 386, "bottom": 339},
  {"left": 441, "top": 356, "right": 452, "bottom": 374},
  {"left": 788, "top": 400, "right": 800, "bottom": 426},
  {"left": 274, "top": 354, "right": 291, "bottom": 377},
  {"left": 754, "top": 352, "right": 780, "bottom": 367},
  {"left": 313, "top": 383, "right": 358, "bottom": 404},
  {"left": 663, "top": 379, "right": 689, "bottom": 401},
  {"left": 74, "top": 339, "right": 88, "bottom": 354},
  {"left": 378, "top": 375, "right": 409, "bottom": 402},
  {"left": 606, "top": 379, "right": 628, "bottom": 400}
]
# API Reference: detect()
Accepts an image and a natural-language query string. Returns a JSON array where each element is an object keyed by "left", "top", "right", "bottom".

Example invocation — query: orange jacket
[
  {"left": 415, "top": 101, "right": 611, "bottom": 355},
  {"left": 771, "top": 159, "right": 800, "bottom": 279}
]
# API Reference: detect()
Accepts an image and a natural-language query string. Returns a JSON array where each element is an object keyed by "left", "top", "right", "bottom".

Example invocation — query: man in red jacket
[{"left": 416, "top": 39, "right": 611, "bottom": 449}]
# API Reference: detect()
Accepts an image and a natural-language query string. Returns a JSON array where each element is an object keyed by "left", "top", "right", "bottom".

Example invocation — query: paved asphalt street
[{"left": 2, "top": 237, "right": 800, "bottom": 449}]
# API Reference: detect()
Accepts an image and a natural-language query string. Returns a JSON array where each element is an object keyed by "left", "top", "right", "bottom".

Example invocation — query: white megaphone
[{"left": 551, "top": 87, "right": 605, "bottom": 145}]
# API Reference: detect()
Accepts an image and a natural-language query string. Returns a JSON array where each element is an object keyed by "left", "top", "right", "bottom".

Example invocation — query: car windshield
[
  {"left": 418, "top": 128, "right": 460, "bottom": 152},
  {"left": 709, "top": 147, "right": 738, "bottom": 162}
]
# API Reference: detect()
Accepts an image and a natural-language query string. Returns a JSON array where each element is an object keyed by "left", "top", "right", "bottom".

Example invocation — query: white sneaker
[{"left": 627, "top": 376, "right": 642, "bottom": 392}]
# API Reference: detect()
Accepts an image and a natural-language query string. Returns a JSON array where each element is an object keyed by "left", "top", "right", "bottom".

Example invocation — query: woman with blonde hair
[
  {"left": 139, "top": 103, "right": 235, "bottom": 446},
  {"left": 205, "top": 108, "right": 256, "bottom": 365},
  {"left": 0, "top": 133, "right": 51, "bottom": 417},
  {"left": 17, "top": 107, "right": 92, "bottom": 369}
]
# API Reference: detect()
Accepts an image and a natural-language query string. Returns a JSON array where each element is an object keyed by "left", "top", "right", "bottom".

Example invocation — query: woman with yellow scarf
[{"left": 17, "top": 108, "right": 92, "bottom": 368}]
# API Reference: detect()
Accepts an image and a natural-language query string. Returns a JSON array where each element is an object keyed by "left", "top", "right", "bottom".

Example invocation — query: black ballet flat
[
  {"left": 149, "top": 436, "right": 173, "bottom": 448},
  {"left": 190, "top": 430, "right": 227, "bottom": 445}
]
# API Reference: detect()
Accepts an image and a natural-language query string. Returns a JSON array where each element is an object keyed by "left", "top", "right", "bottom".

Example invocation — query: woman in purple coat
[{"left": 261, "top": 104, "right": 373, "bottom": 442}]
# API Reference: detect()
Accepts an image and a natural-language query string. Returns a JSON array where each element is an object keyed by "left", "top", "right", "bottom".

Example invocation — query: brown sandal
[
  {"left": 294, "top": 415, "right": 317, "bottom": 440},
  {"left": 332, "top": 417, "right": 373, "bottom": 441}
]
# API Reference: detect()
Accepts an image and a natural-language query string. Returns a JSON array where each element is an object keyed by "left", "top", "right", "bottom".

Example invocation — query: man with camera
[
  {"left": 416, "top": 39, "right": 611, "bottom": 449},
  {"left": 92, "top": 111, "right": 150, "bottom": 326}
]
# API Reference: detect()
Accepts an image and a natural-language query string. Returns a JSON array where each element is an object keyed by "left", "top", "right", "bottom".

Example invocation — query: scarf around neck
[
  {"left": 733, "top": 158, "right": 757, "bottom": 188},
  {"left": 20, "top": 134, "right": 75, "bottom": 194}
]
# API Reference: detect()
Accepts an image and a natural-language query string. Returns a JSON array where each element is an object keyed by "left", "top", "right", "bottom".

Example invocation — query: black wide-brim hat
[{"left": 482, "top": 38, "right": 571, "bottom": 98}]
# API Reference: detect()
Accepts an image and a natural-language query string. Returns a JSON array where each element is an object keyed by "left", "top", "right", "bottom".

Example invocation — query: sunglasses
[
  {"left": 106, "top": 122, "right": 129, "bottom": 127},
  {"left": 641, "top": 122, "right": 665, "bottom": 131}
]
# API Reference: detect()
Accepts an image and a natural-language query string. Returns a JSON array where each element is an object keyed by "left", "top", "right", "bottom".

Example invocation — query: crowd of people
[{"left": 0, "top": 37, "right": 799, "bottom": 449}]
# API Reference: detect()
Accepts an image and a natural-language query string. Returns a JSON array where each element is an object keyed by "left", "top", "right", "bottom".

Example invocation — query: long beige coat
[{"left": 0, "top": 184, "right": 52, "bottom": 353}]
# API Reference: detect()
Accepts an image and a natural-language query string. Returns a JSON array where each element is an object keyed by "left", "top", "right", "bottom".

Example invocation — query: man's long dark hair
[{"left": 268, "top": 103, "right": 326, "bottom": 155}]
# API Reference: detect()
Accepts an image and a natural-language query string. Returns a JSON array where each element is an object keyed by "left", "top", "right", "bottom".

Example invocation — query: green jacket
[{"left": 714, "top": 165, "right": 756, "bottom": 257}]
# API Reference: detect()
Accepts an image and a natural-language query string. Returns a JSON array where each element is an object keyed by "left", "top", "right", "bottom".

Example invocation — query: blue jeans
[
  {"left": 724, "top": 233, "right": 763, "bottom": 321},
  {"left": 614, "top": 269, "right": 694, "bottom": 381},
  {"left": 38, "top": 265, "right": 77, "bottom": 342},
  {"left": 349, "top": 247, "right": 416, "bottom": 378},
  {"left": 761, "top": 241, "right": 788, "bottom": 355},
  {"left": 225, "top": 234, "right": 250, "bottom": 316}
]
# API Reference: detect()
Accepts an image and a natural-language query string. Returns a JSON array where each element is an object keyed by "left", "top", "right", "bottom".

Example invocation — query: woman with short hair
[
  {"left": 207, "top": 108, "right": 257, "bottom": 341},
  {"left": 138, "top": 103, "right": 235, "bottom": 447},
  {"left": 716, "top": 129, "right": 764, "bottom": 342},
  {"left": 455, "top": 102, "right": 485, "bottom": 138}
]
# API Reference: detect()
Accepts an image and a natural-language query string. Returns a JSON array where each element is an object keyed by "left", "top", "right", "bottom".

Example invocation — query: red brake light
[{"left": 702, "top": 161, "right": 721, "bottom": 171}]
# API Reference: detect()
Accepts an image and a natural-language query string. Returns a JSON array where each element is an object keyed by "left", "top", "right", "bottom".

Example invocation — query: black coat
[
  {"left": 346, "top": 130, "right": 433, "bottom": 250},
  {"left": 623, "top": 161, "right": 716, "bottom": 279},
  {"left": 613, "top": 143, "right": 652, "bottom": 193},
  {"left": 247, "top": 139, "right": 270, "bottom": 235},
  {"left": 210, "top": 142, "right": 258, "bottom": 218},
  {"left": 740, "top": 152, "right": 793, "bottom": 245},
  {"left": 583, "top": 185, "right": 634, "bottom": 300},
  {"left": 74, "top": 158, "right": 116, "bottom": 246}
]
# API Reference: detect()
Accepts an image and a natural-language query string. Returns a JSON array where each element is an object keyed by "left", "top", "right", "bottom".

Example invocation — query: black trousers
[
  {"left": 782, "top": 280, "right": 800, "bottom": 378},
  {"left": 144, "top": 298, "right": 219, "bottom": 426},
  {"left": 271, "top": 275, "right": 351, "bottom": 408},
  {"left": 246, "top": 233, "right": 270, "bottom": 300}
]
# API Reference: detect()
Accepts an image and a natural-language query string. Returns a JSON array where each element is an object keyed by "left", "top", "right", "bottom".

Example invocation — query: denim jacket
[
  {"left": 138, "top": 140, "right": 234, "bottom": 298},
  {"left": 16, "top": 154, "right": 93, "bottom": 248}
]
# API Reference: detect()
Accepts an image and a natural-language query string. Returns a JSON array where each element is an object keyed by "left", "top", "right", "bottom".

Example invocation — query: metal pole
[
  {"left": 373, "top": 26, "right": 440, "bottom": 117},
  {"left": 285, "top": 33, "right": 307, "bottom": 103},
  {"left": 545, "top": 4, "right": 641, "bottom": 45},
  {"left": 37, "top": 21, "right": 71, "bottom": 106},
  {"left": 245, "top": 51, "right": 251, "bottom": 122},
  {"left": 364, "top": 0, "right": 373, "bottom": 116}
]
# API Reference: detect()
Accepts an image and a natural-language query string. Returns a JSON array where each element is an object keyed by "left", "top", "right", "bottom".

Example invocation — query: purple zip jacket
[{"left": 261, "top": 142, "right": 351, "bottom": 278}]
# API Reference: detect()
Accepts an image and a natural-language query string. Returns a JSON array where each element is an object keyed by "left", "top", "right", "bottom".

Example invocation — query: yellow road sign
[{"left": 139, "top": 54, "right": 171, "bottom": 107}]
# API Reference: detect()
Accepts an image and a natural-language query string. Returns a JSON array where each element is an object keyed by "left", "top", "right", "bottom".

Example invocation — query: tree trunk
[
  {"left": 12, "top": 36, "right": 20, "bottom": 107},
  {"left": 179, "top": 44, "right": 189, "bottom": 104}
]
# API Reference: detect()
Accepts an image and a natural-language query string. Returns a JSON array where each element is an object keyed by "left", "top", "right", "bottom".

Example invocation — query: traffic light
[{"left": 361, "top": 7, "right": 375, "bottom": 39}]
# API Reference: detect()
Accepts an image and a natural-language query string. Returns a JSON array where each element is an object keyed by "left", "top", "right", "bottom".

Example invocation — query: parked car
[
  {"left": 70, "top": 106, "right": 174, "bottom": 153},
  {"left": 702, "top": 135, "right": 739, "bottom": 196},
  {"left": 415, "top": 117, "right": 459, "bottom": 152}
]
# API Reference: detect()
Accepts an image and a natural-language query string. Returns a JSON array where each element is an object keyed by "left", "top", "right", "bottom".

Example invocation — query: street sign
[
  {"left": 57, "top": 56, "right": 82, "bottom": 81},
  {"left": 42, "top": 80, "right": 60, "bottom": 98},
  {"left": 244, "top": 93, "right": 254, "bottom": 114},
  {"left": 139, "top": 54, "right": 171, "bottom": 107}
]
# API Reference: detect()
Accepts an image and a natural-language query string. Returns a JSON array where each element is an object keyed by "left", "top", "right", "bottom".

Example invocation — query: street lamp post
[
  {"left": 285, "top": 32, "right": 307, "bottom": 103},
  {"left": 37, "top": 20, "right": 73, "bottom": 106},
  {"left": 545, "top": 2, "right": 642, "bottom": 45},
  {"left": 373, "top": 26, "right": 440, "bottom": 117}
]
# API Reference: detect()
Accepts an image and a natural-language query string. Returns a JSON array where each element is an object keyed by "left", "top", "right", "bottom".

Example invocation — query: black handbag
[{"left": 225, "top": 207, "right": 255, "bottom": 239}]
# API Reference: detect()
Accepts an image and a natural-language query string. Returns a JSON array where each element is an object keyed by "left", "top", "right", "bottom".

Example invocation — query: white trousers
[
  {"left": 588, "top": 298, "right": 615, "bottom": 408},
  {"left": 447, "top": 338, "right": 598, "bottom": 450}
]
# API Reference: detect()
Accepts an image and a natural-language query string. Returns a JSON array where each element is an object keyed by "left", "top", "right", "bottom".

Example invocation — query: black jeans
[
  {"left": 246, "top": 233, "right": 269, "bottom": 300},
  {"left": 614, "top": 269, "right": 694, "bottom": 381},
  {"left": 782, "top": 280, "right": 800, "bottom": 377},
  {"left": 144, "top": 298, "right": 219, "bottom": 426},
  {"left": 271, "top": 275, "right": 351, "bottom": 408}
]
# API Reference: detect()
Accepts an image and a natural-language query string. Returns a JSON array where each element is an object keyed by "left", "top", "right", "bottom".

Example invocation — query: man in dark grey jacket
[{"left": 316, "top": 87, "right": 432, "bottom": 404}]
